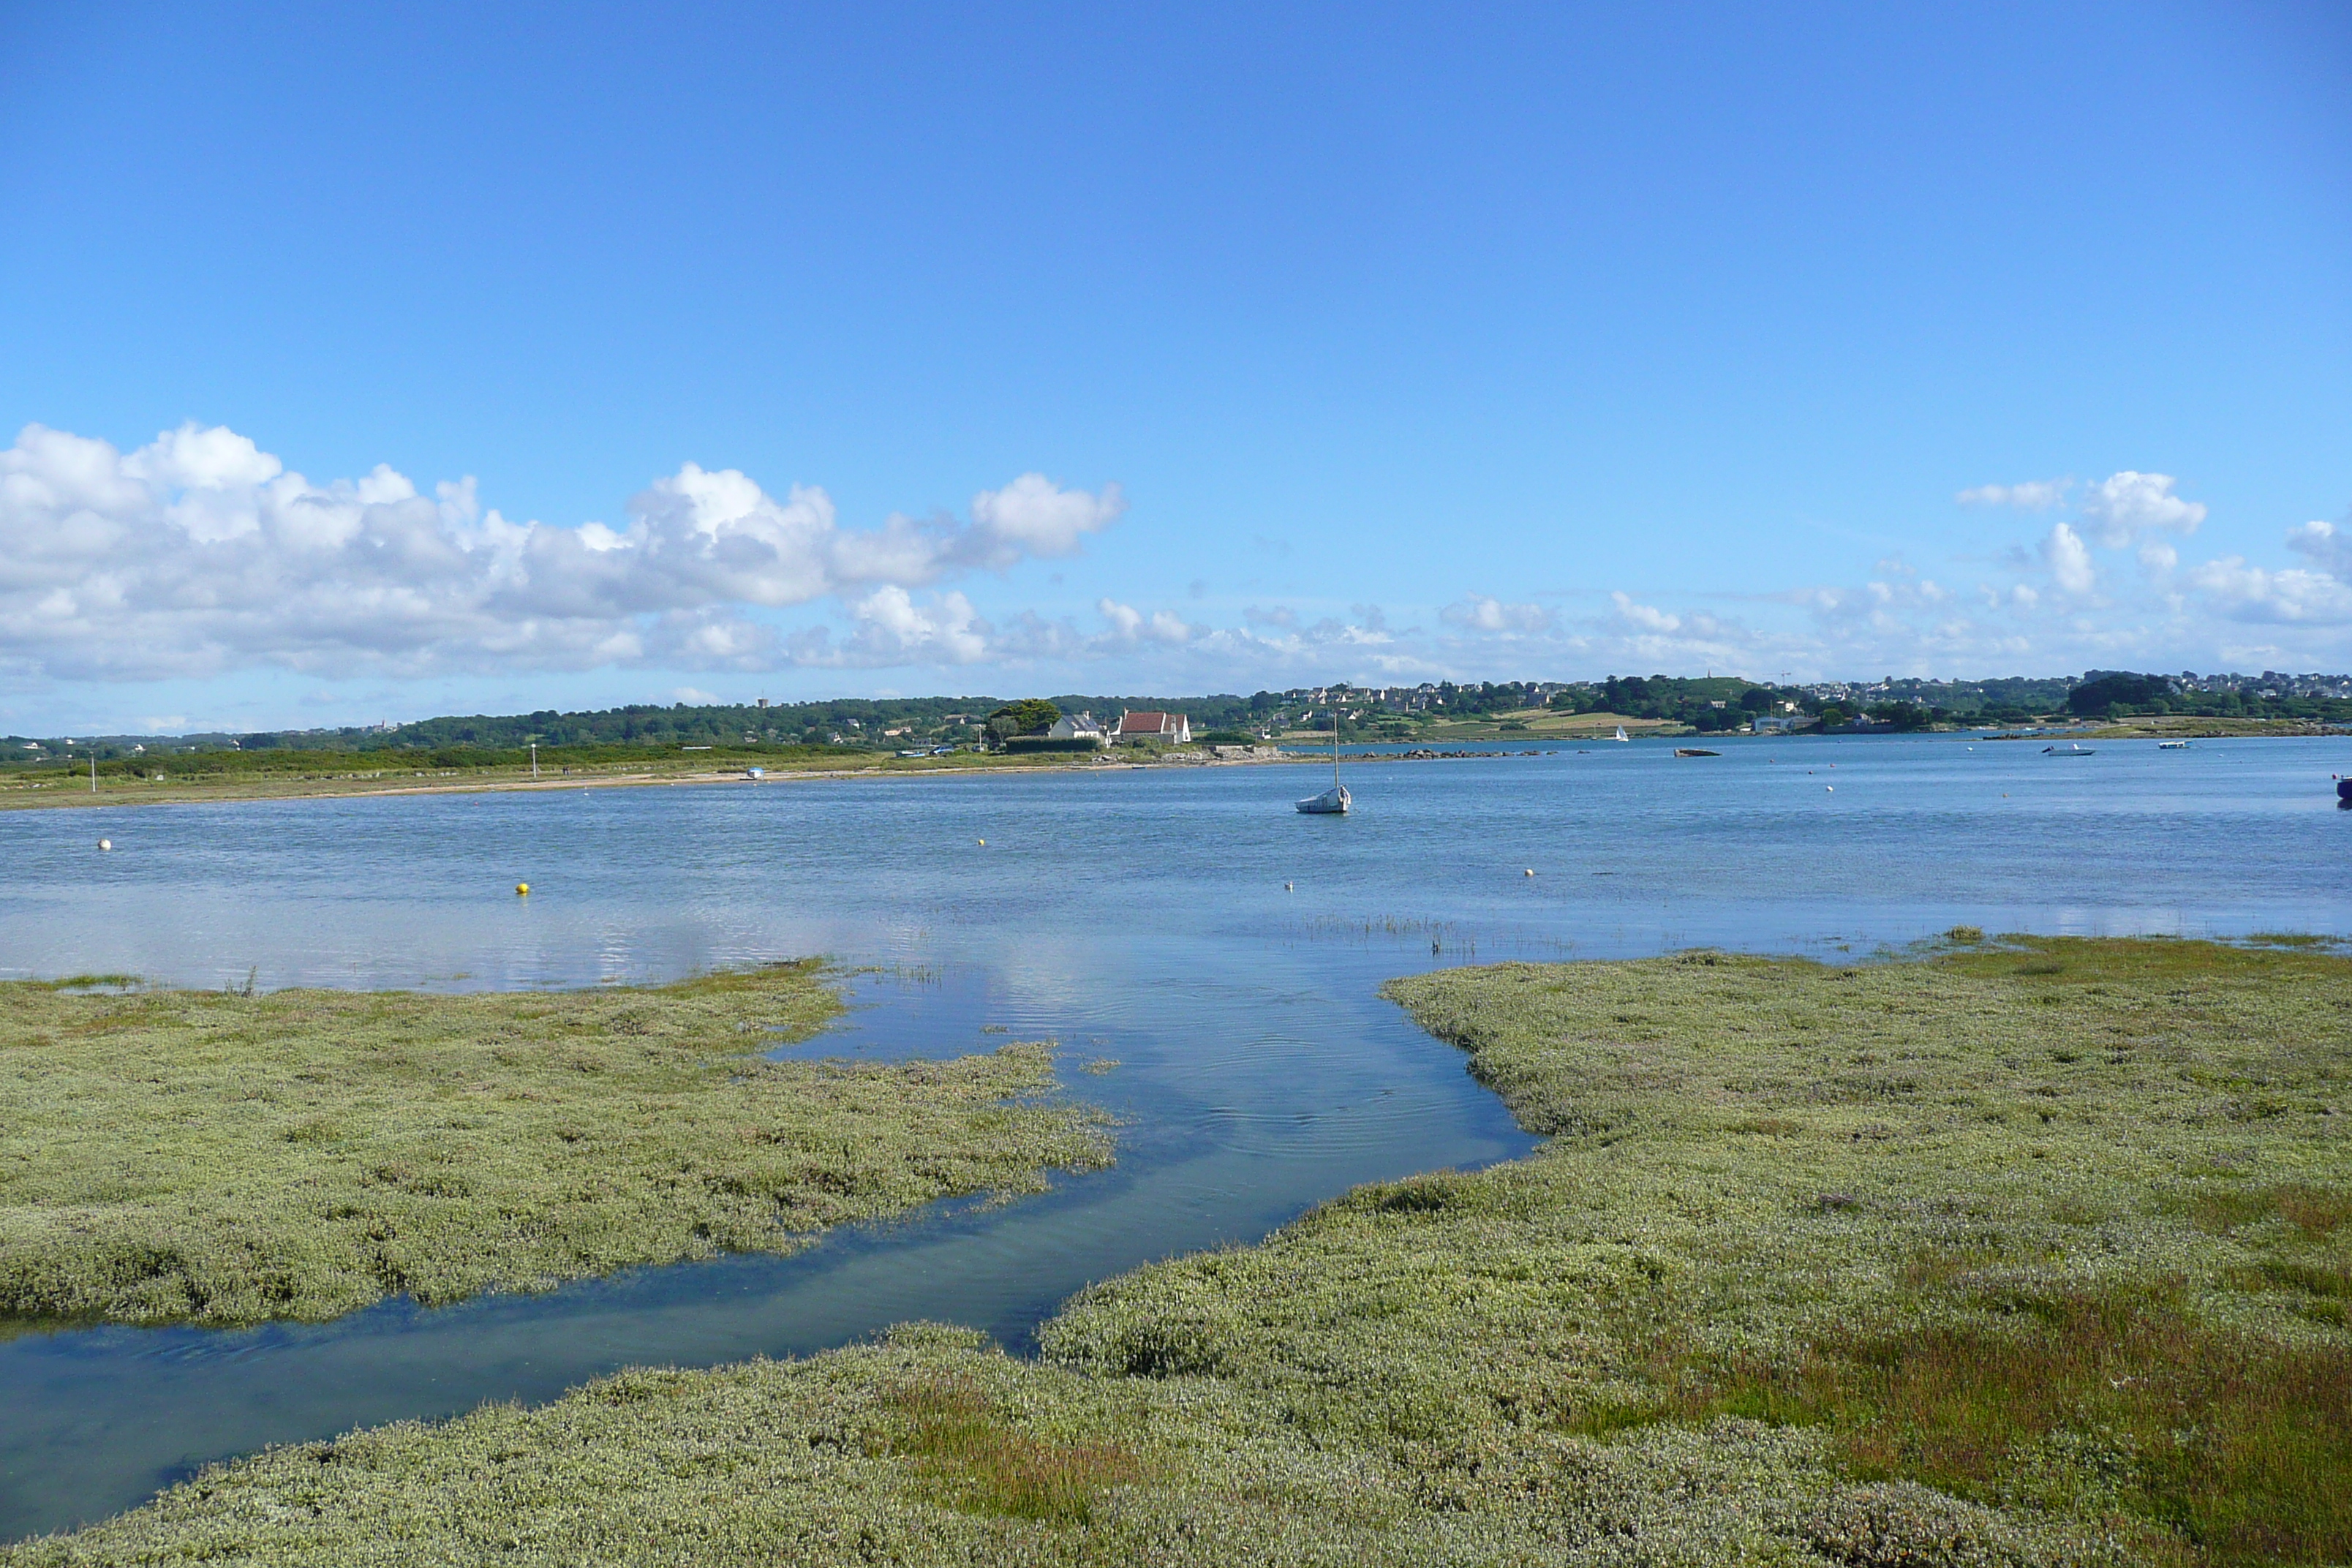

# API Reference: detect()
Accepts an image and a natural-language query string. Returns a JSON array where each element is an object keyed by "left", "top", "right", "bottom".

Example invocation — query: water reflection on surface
[{"left": 1, "top": 734, "right": 2347, "bottom": 1539}]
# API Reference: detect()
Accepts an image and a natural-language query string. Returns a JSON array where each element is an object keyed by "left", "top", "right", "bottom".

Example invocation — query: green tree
[
  {"left": 2068, "top": 671, "right": 2171, "bottom": 716},
  {"left": 984, "top": 699, "right": 1061, "bottom": 743}
]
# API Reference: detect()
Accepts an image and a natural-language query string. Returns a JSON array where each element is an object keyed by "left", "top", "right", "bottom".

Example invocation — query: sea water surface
[{"left": 2, "top": 733, "right": 2348, "bottom": 1539}]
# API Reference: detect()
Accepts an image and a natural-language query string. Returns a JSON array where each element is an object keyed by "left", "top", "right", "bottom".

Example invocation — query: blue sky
[{"left": 3, "top": 1, "right": 2349, "bottom": 733}]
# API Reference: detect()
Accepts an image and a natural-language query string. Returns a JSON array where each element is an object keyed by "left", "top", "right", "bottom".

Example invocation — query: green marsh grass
[
  {"left": 12, "top": 938, "right": 2347, "bottom": 1565},
  {"left": 0, "top": 962, "right": 1112, "bottom": 1324},
  {"left": 883, "top": 1373, "right": 1147, "bottom": 1524}
]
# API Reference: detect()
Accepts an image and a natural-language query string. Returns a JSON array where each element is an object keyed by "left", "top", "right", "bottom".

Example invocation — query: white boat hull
[{"left": 1296, "top": 785, "right": 1350, "bottom": 814}]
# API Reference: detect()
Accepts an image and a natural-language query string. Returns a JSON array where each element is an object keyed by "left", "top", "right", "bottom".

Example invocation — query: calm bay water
[{"left": 2, "top": 733, "right": 2348, "bottom": 1539}]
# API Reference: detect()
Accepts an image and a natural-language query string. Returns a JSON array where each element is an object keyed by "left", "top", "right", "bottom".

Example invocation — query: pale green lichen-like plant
[
  {"left": 0, "top": 962, "right": 1112, "bottom": 1324},
  {"left": 9, "top": 940, "right": 2346, "bottom": 1567}
]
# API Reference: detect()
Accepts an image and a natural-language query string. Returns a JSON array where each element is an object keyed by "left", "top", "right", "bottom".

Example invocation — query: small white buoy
[
  {"left": 516, "top": 882, "right": 530, "bottom": 896},
  {"left": 97, "top": 838, "right": 112, "bottom": 851},
  {"left": 1524, "top": 868, "right": 1535, "bottom": 876},
  {"left": 1284, "top": 881, "right": 1293, "bottom": 891},
  {"left": 1825, "top": 785, "right": 1833, "bottom": 792}
]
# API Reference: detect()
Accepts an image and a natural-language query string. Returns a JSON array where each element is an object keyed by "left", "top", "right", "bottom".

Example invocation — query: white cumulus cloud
[
  {"left": 0, "top": 423, "right": 1122, "bottom": 679},
  {"left": 1440, "top": 595, "right": 1555, "bottom": 634},
  {"left": 1096, "top": 599, "right": 1192, "bottom": 644},
  {"left": 2287, "top": 517, "right": 2352, "bottom": 577},
  {"left": 1608, "top": 592, "right": 1681, "bottom": 633},
  {"left": 2184, "top": 557, "right": 2352, "bottom": 624},
  {"left": 2077, "top": 471, "right": 2206, "bottom": 549},
  {"left": 1956, "top": 478, "right": 2069, "bottom": 510},
  {"left": 2040, "top": 522, "right": 2097, "bottom": 595}
]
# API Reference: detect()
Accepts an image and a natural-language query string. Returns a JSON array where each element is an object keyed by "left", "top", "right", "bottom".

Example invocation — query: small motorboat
[
  {"left": 2043, "top": 742, "right": 2096, "bottom": 756},
  {"left": 1673, "top": 747, "right": 1719, "bottom": 757},
  {"left": 2157, "top": 740, "right": 2190, "bottom": 749},
  {"left": 2337, "top": 775, "right": 2352, "bottom": 803},
  {"left": 1297, "top": 709, "right": 1350, "bottom": 814}
]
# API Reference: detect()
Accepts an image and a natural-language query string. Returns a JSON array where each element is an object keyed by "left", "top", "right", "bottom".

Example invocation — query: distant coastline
[{"left": 5, "top": 716, "right": 2344, "bottom": 815}]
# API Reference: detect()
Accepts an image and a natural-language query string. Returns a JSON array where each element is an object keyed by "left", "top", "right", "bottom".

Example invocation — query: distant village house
[
  {"left": 1047, "top": 712, "right": 1109, "bottom": 746},
  {"left": 1113, "top": 710, "right": 1191, "bottom": 745}
]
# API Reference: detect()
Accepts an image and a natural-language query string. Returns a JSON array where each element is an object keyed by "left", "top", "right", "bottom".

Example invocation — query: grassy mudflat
[
  {"left": 13, "top": 939, "right": 2348, "bottom": 1566},
  {"left": 0, "top": 965, "right": 1112, "bottom": 1325}
]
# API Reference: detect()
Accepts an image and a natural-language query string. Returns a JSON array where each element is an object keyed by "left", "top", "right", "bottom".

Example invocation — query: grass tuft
[{"left": 884, "top": 1376, "right": 1144, "bottom": 1524}]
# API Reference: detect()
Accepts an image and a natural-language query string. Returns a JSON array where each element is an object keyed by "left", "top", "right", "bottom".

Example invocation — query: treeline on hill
[
  {"left": 7, "top": 672, "right": 2347, "bottom": 771},
  {"left": 2060, "top": 669, "right": 2352, "bottom": 721},
  {"left": 0, "top": 695, "right": 1264, "bottom": 770},
  {"left": 1537, "top": 675, "right": 2092, "bottom": 731}
]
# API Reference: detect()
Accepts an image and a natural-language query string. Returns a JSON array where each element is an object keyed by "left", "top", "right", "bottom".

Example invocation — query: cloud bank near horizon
[
  {"left": 0, "top": 422, "right": 1123, "bottom": 681},
  {"left": 6, "top": 424, "right": 2351, "bottom": 716}
]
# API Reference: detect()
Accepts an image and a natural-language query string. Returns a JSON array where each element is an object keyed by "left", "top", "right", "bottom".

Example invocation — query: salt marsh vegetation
[
  {"left": 0, "top": 964, "right": 1113, "bottom": 1324},
  {"left": 11, "top": 938, "right": 2346, "bottom": 1564}
]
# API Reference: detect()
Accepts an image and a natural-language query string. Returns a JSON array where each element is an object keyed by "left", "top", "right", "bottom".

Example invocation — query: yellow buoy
[
  {"left": 977, "top": 838, "right": 987, "bottom": 846},
  {"left": 516, "top": 882, "right": 530, "bottom": 896}
]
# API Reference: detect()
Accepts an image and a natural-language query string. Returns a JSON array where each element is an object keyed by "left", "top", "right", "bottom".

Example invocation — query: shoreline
[
  {"left": 0, "top": 745, "right": 1558, "bottom": 815},
  {"left": 0, "top": 751, "right": 1333, "bottom": 814},
  {"left": 5, "top": 719, "right": 2342, "bottom": 815}
]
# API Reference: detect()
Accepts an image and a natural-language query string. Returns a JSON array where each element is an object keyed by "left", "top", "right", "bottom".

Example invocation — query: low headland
[
  {"left": 0, "top": 963, "right": 1112, "bottom": 1326},
  {"left": 8, "top": 937, "right": 2345, "bottom": 1564}
]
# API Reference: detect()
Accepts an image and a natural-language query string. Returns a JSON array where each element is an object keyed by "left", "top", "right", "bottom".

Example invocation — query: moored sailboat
[{"left": 1297, "top": 709, "right": 1350, "bottom": 814}]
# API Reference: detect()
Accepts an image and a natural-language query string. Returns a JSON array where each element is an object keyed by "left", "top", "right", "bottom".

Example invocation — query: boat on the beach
[
  {"left": 2043, "top": 742, "right": 2096, "bottom": 756},
  {"left": 1297, "top": 710, "right": 1350, "bottom": 814}
]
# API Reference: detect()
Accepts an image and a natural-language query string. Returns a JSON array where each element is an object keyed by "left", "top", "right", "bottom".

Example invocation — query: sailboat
[
  {"left": 1613, "top": 725, "right": 1630, "bottom": 742},
  {"left": 1296, "top": 709, "right": 1350, "bottom": 814}
]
